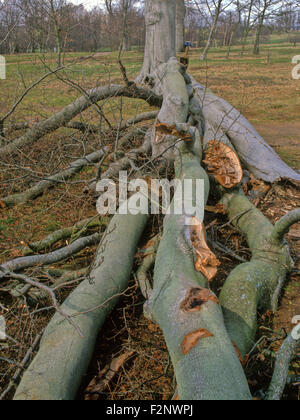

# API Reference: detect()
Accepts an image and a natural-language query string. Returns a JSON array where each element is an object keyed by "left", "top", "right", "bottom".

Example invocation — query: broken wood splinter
[
  {"left": 204, "top": 140, "right": 243, "bottom": 189},
  {"left": 155, "top": 121, "right": 193, "bottom": 144},
  {"left": 190, "top": 217, "right": 221, "bottom": 281}
]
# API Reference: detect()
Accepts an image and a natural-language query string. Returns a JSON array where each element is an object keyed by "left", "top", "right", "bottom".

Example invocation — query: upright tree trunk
[
  {"left": 241, "top": 0, "right": 254, "bottom": 56},
  {"left": 50, "top": 0, "right": 62, "bottom": 67},
  {"left": 253, "top": 5, "right": 267, "bottom": 56},
  {"left": 176, "top": 0, "right": 186, "bottom": 53},
  {"left": 253, "top": 16, "right": 263, "bottom": 55},
  {"left": 201, "top": 16, "right": 218, "bottom": 61},
  {"left": 136, "top": 0, "right": 176, "bottom": 83}
]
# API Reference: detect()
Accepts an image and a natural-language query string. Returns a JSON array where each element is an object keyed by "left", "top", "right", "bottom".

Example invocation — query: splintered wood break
[
  {"left": 182, "top": 329, "right": 214, "bottom": 355},
  {"left": 190, "top": 218, "right": 221, "bottom": 281},
  {"left": 155, "top": 121, "right": 193, "bottom": 144},
  {"left": 232, "top": 342, "right": 243, "bottom": 364},
  {"left": 180, "top": 287, "right": 219, "bottom": 312},
  {"left": 232, "top": 342, "right": 250, "bottom": 367},
  {"left": 203, "top": 140, "right": 243, "bottom": 188}
]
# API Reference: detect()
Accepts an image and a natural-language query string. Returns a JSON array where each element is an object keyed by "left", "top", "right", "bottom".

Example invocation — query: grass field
[{"left": 1, "top": 38, "right": 300, "bottom": 169}]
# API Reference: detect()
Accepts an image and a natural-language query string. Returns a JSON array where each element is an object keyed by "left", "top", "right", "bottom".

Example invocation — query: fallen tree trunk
[
  {"left": 219, "top": 193, "right": 297, "bottom": 358},
  {"left": 0, "top": 84, "right": 161, "bottom": 159},
  {"left": 189, "top": 78, "right": 300, "bottom": 184},
  {"left": 142, "top": 57, "right": 251, "bottom": 400},
  {"left": 148, "top": 147, "right": 251, "bottom": 400},
  {"left": 13, "top": 205, "right": 148, "bottom": 400}
]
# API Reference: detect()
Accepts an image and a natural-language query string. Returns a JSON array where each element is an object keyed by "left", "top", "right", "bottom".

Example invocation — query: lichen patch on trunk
[
  {"left": 180, "top": 287, "right": 219, "bottom": 312},
  {"left": 182, "top": 329, "right": 214, "bottom": 355},
  {"left": 203, "top": 140, "right": 243, "bottom": 188},
  {"left": 190, "top": 218, "right": 221, "bottom": 281}
]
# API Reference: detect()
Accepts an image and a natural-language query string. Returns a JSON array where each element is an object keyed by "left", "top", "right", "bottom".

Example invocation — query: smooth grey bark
[
  {"left": 136, "top": 0, "right": 176, "bottom": 83},
  {"left": 267, "top": 330, "right": 300, "bottom": 400},
  {"left": 219, "top": 192, "right": 294, "bottom": 358},
  {"left": 145, "top": 56, "right": 251, "bottom": 400},
  {"left": 14, "top": 207, "right": 148, "bottom": 400},
  {"left": 149, "top": 148, "right": 251, "bottom": 400},
  {"left": 191, "top": 79, "right": 300, "bottom": 183},
  {"left": 176, "top": 0, "right": 186, "bottom": 53},
  {"left": 0, "top": 85, "right": 161, "bottom": 159}
]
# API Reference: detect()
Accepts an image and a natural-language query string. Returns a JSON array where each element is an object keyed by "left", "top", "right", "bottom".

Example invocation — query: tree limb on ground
[
  {"left": 219, "top": 192, "right": 297, "bottom": 358},
  {"left": 13, "top": 198, "right": 148, "bottom": 400},
  {"left": 0, "top": 233, "right": 101, "bottom": 278},
  {"left": 22, "top": 216, "right": 104, "bottom": 256},
  {"left": 1, "top": 148, "right": 109, "bottom": 207},
  {"left": 0, "top": 84, "right": 162, "bottom": 159}
]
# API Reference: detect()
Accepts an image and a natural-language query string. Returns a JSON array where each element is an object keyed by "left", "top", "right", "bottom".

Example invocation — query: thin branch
[
  {"left": 267, "top": 328, "right": 300, "bottom": 400},
  {"left": 271, "top": 209, "right": 300, "bottom": 242}
]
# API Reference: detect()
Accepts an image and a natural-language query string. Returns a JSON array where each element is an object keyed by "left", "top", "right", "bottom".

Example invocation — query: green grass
[{"left": 0, "top": 34, "right": 299, "bottom": 168}]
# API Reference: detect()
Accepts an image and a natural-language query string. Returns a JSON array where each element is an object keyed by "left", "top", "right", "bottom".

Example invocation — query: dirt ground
[{"left": 256, "top": 122, "right": 300, "bottom": 170}]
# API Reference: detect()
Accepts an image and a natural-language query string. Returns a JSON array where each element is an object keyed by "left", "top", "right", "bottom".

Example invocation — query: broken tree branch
[
  {"left": 0, "top": 84, "right": 161, "bottom": 159},
  {"left": 271, "top": 209, "right": 300, "bottom": 242},
  {"left": 190, "top": 78, "right": 300, "bottom": 184},
  {"left": 22, "top": 216, "right": 103, "bottom": 256},
  {"left": 219, "top": 192, "right": 294, "bottom": 358},
  {"left": 1, "top": 148, "right": 109, "bottom": 207},
  {"left": 1, "top": 270, "right": 83, "bottom": 337},
  {"left": 267, "top": 327, "right": 300, "bottom": 400},
  {"left": 0, "top": 233, "right": 101, "bottom": 278},
  {"left": 13, "top": 198, "right": 148, "bottom": 400}
]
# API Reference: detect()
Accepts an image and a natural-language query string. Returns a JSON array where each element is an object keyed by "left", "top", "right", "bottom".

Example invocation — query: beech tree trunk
[
  {"left": 136, "top": 0, "right": 176, "bottom": 83},
  {"left": 176, "top": 0, "right": 186, "bottom": 53}
]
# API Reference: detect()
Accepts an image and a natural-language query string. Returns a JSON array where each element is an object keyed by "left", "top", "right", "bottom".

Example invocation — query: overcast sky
[{"left": 71, "top": 0, "right": 102, "bottom": 9}]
